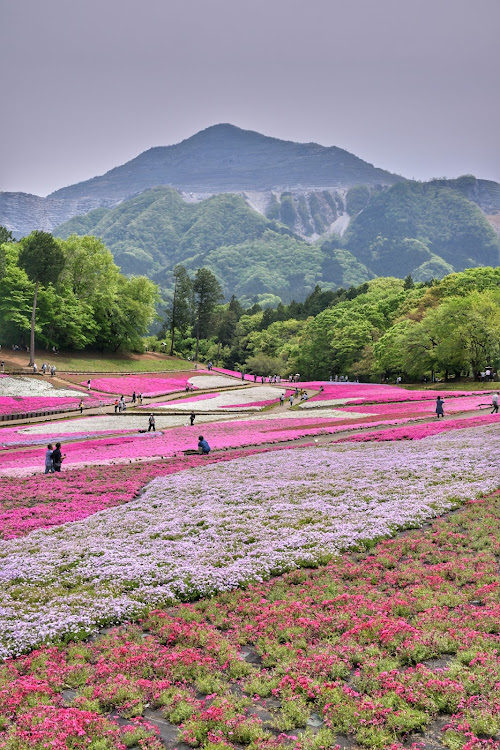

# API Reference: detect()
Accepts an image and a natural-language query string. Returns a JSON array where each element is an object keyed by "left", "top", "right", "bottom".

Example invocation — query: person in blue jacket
[{"left": 198, "top": 435, "right": 211, "bottom": 454}]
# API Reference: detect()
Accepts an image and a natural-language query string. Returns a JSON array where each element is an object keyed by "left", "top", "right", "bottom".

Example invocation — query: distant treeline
[{"left": 162, "top": 266, "right": 500, "bottom": 382}]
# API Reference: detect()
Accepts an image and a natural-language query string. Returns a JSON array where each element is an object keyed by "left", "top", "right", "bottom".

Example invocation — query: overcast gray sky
[{"left": 2, "top": 0, "right": 499, "bottom": 196}]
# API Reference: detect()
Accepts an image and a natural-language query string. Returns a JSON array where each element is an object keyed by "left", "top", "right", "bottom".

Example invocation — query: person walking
[
  {"left": 42, "top": 363, "right": 46, "bottom": 375},
  {"left": 148, "top": 414, "right": 156, "bottom": 431},
  {"left": 132, "top": 391, "right": 136, "bottom": 404},
  {"left": 289, "top": 394, "right": 294, "bottom": 407},
  {"left": 79, "top": 400, "right": 84, "bottom": 414},
  {"left": 44, "top": 443, "right": 54, "bottom": 474},
  {"left": 51, "top": 442, "right": 65, "bottom": 472},
  {"left": 114, "top": 399, "right": 119, "bottom": 413},
  {"left": 280, "top": 393, "right": 284, "bottom": 406},
  {"left": 198, "top": 435, "right": 210, "bottom": 454},
  {"left": 87, "top": 379, "right": 91, "bottom": 391},
  {"left": 189, "top": 411, "right": 196, "bottom": 426},
  {"left": 33, "top": 363, "right": 37, "bottom": 374},
  {"left": 139, "top": 393, "right": 143, "bottom": 405},
  {"left": 0, "top": 361, "right": 4, "bottom": 373},
  {"left": 50, "top": 365, "right": 56, "bottom": 377},
  {"left": 435, "top": 396, "right": 445, "bottom": 419},
  {"left": 491, "top": 392, "right": 499, "bottom": 414}
]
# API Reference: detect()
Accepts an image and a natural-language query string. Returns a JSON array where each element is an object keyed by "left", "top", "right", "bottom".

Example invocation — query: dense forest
[
  {"left": 162, "top": 265, "right": 500, "bottom": 382},
  {"left": 0, "top": 229, "right": 158, "bottom": 352}
]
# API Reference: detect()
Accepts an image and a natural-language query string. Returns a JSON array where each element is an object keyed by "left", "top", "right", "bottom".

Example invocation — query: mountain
[
  {"left": 1, "top": 124, "right": 402, "bottom": 237},
  {"left": 54, "top": 183, "right": 499, "bottom": 305},
  {"left": 342, "top": 181, "right": 500, "bottom": 280}
]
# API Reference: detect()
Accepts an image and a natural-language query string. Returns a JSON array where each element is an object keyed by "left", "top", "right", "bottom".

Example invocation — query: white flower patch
[
  {"left": 188, "top": 375, "right": 243, "bottom": 389},
  {"left": 157, "top": 386, "right": 284, "bottom": 411},
  {"left": 0, "top": 376, "right": 85, "bottom": 398},
  {"left": 20, "top": 413, "right": 228, "bottom": 435},
  {"left": 299, "top": 398, "right": 351, "bottom": 408}
]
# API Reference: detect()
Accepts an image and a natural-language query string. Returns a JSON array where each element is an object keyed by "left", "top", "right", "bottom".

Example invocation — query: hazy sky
[{"left": 2, "top": 0, "right": 499, "bottom": 196}]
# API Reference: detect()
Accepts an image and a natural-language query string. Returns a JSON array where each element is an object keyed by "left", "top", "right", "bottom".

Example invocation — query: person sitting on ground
[
  {"left": 148, "top": 414, "right": 155, "bottom": 431},
  {"left": 198, "top": 435, "right": 210, "bottom": 454},
  {"left": 51, "top": 442, "right": 65, "bottom": 472}
]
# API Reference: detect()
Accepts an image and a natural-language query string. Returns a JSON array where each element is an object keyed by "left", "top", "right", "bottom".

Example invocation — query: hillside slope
[{"left": 54, "top": 182, "right": 500, "bottom": 303}]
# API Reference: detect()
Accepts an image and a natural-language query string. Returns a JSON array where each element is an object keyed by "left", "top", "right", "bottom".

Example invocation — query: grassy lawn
[{"left": 3, "top": 351, "right": 195, "bottom": 373}]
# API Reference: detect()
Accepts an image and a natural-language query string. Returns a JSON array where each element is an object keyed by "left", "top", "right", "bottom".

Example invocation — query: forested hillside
[
  {"left": 54, "top": 181, "right": 500, "bottom": 304},
  {"left": 177, "top": 267, "right": 500, "bottom": 383}
]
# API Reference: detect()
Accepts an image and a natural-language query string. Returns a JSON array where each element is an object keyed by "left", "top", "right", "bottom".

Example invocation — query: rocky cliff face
[{"left": 0, "top": 192, "right": 118, "bottom": 239}]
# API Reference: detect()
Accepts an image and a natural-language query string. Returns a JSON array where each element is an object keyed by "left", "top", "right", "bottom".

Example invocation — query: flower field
[
  {"left": 1, "top": 371, "right": 499, "bottom": 750},
  {"left": 0, "top": 377, "right": 106, "bottom": 416},
  {"left": 79, "top": 373, "right": 214, "bottom": 397},
  {"left": 153, "top": 386, "right": 289, "bottom": 411},
  {"left": 297, "top": 383, "right": 493, "bottom": 406},
  {"left": 1, "top": 425, "right": 498, "bottom": 662},
  {"left": 0, "top": 475, "right": 498, "bottom": 749}
]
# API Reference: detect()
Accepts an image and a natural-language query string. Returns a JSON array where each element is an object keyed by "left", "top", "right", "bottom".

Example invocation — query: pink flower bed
[
  {"left": 339, "top": 393, "right": 491, "bottom": 417},
  {"left": 299, "top": 381, "right": 492, "bottom": 404},
  {"left": 340, "top": 413, "right": 499, "bottom": 442},
  {"left": 0, "top": 396, "right": 103, "bottom": 416},
  {"left": 211, "top": 367, "right": 255, "bottom": 381},
  {"left": 81, "top": 373, "right": 210, "bottom": 397}
]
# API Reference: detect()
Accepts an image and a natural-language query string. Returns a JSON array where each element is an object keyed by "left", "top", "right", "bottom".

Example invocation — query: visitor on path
[
  {"left": 198, "top": 435, "right": 210, "bottom": 454},
  {"left": 114, "top": 399, "right": 119, "bottom": 413},
  {"left": 51, "top": 442, "right": 65, "bottom": 472},
  {"left": 185, "top": 383, "right": 190, "bottom": 392},
  {"left": 42, "top": 363, "right": 46, "bottom": 375},
  {"left": 79, "top": 400, "right": 84, "bottom": 414},
  {"left": 435, "top": 396, "right": 445, "bottom": 419},
  {"left": 87, "top": 380, "right": 91, "bottom": 390},
  {"left": 189, "top": 411, "right": 196, "bottom": 426},
  {"left": 148, "top": 414, "right": 156, "bottom": 431},
  {"left": 0, "top": 361, "right": 4, "bottom": 373},
  {"left": 289, "top": 394, "right": 294, "bottom": 406},
  {"left": 261, "top": 376, "right": 265, "bottom": 384},
  {"left": 33, "top": 363, "right": 37, "bottom": 374},
  {"left": 491, "top": 392, "right": 499, "bottom": 414},
  {"left": 139, "top": 393, "right": 143, "bottom": 405},
  {"left": 254, "top": 374, "right": 257, "bottom": 382},
  {"left": 50, "top": 365, "right": 56, "bottom": 377},
  {"left": 280, "top": 393, "right": 284, "bottom": 406},
  {"left": 44, "top": 444, "right": 54, "bottom": 474},
  {"left": 132, "top": 391, "right": 136, "bottom": 404}
]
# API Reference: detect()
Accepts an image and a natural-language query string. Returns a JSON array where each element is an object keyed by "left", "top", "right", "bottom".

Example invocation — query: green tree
[
  {"left": 165, "top": 265, "right": 194, "bottom": 355},
  {"left": 18, "top": 231, "right": 65, "bottom": 365},
  {"left": 0, "top": 225, "right": 13, "bottom": 279},
  {"left": 0, "top": 226, "right": 14, "bottom": 245},
  {"left": 193, "top": 268, "right": 223, "bottom": 361}
]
